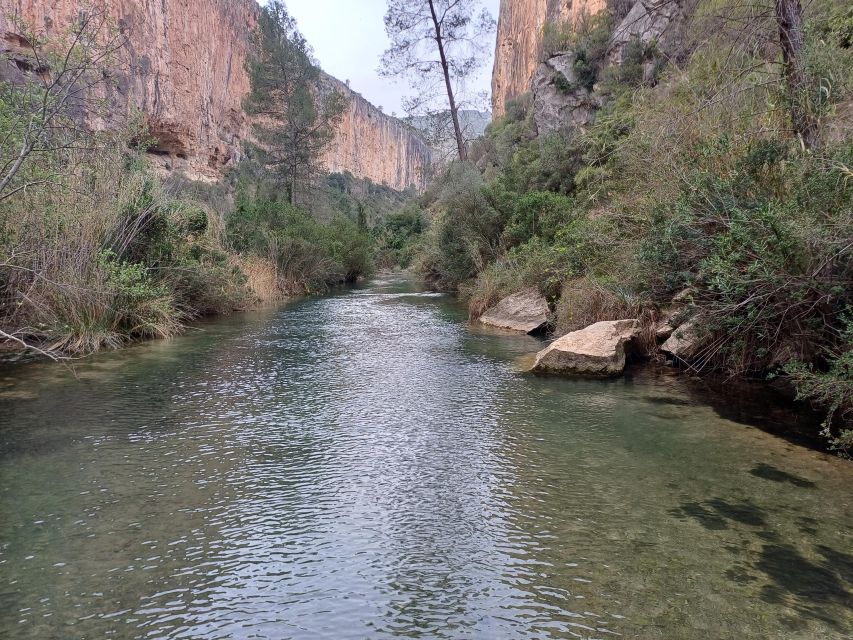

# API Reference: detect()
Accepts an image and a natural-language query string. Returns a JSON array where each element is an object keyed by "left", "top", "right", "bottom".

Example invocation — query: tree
[
  {"left": 774, "top": 0, "right": 817, "bottom": 149},
  {"left": 0, "top": 5, "right": 124, "bottom": 202},
  {"left": 380, "top": 0, "right": 495, "bottom": 162},
  {"left": 244, "top": 1, "right": 347, "bottom": 204}
]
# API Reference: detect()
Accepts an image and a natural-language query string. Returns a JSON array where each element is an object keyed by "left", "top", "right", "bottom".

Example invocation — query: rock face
[
  {"left": 478, "top": 290, "right": 549, "bottom": 334},
  {"left": 492, "top": 0, "right": 685, "bottom": 123},
  {"left": 491, "top": 0, "right": 607, "bottom": 118},
  {"left": 609, "top": 0, "right": 685, "bottom": 66},
  {"left": 320, "top": 75, "right": 434, "bottom": 192},
  {"left": 0, "top": 0, "right": 433, "bottom": 190},
  {"left": 532, "top": 319, "right": 639, "bottom": 376},
  {"left": 531, "top": 52, "right": 600, "bottom": 134}
]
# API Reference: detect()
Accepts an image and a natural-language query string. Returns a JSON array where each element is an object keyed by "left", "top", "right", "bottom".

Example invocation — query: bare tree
[
  {"left": 380, "top": 0, "right": 495, "bottom": 162},
  {"left": 774, "top": 0, "right": 817, "bottom": 148},
  {"left": 0, "top": 6, "right": 125, "bottom": 201}
]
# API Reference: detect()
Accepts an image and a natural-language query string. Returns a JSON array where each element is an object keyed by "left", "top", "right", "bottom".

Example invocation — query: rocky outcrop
[
  {"left": 532, "top": 319, "right": 639, "bottom": 376},
  {"left": 0, "top": 0, "right": 433, "bottom": 190},
  {"left": 493, "top": 0, "right": 685, "bottom": 126},
  {"left": 492, "top": 0, "right": 607, "bottom": 118},
  {"left": 608, "top": 0, "right": 685, "bottom": 66},
  {"left": 531, "top": 52, "right": 601, "bottom": 134},
  {"left": 478, "top": 290, "right": 549, "bottom": 333}
]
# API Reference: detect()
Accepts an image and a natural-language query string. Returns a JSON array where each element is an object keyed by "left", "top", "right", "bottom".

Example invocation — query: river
[{"left": 0, "top": 275, "right": 851, "bottom": 639}]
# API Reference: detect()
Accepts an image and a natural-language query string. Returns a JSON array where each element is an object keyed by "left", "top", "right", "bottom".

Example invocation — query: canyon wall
[
  {"left": 0, "top": 0, "right": 433, "bottom": 190},
  {"left": 491, "top": 0, "right": 607, "bottom": 118}
]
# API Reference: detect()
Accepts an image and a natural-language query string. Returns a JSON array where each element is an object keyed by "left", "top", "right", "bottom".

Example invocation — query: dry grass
[
  {"left": 0, "top": 139, "right": 247, "bottom": 355},
  {"left": 235, "top": 255, "right": 283, "bottom": 304}
]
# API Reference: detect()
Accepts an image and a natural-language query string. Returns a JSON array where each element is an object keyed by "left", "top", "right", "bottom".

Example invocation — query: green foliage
[
  {"left": 785, "top": 349, "right": 853, "bottom": 456},
  {"left": 374, "top": 205, "right": 426, "bottom": 268},
  {"left": 321, "top": 171, "right": 414, "bottom": 225},
  {"left": 824, "top": 5, "right": 853, "bottom": 48},
  {"left": 244, "top": 1, "right": 347, "bottom": 203},
  {"left": 0, "top": 107, "right": 249, "bottom": 354},
  {"left": 502, "top": 191, "right": 576, "bottom": 247},
  {"left": 227, "top": 194, "right": 373, "bottom": 293},
  {"left": 601, "top": 37, "right": 666, "bottom": 91},
  {"left": 416, "top": 162, "right": 507, "bottom": 290},
  {"left": 638, "top": 142, "right": 852, "bottom": 374}
]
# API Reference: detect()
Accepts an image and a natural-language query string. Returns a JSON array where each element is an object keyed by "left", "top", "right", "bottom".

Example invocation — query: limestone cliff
[
  {"left": 0, "top": 0, "right": 433, "bottom": 190},
  {"left": 321, "top": 74, "right": 433, "bottom": 193},
  {"left": 491, "top": 0, "right": 607, "bottom": 117}
]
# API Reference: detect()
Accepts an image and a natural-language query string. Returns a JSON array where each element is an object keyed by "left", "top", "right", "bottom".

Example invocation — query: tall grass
[{"left": 0, "top": 137, "right": 250, "bottom": 355}]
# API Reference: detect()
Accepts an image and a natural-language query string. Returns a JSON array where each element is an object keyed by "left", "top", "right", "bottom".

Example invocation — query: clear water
[{"left": 0, "top": 275, "right": 850, "bottom": 639}]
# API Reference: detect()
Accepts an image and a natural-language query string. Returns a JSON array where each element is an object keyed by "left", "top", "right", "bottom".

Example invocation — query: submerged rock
[
  {"left": 532, "top": 319, "right": 639, "bottom": 376},
  {"left": 661, "top": 317, "right": 705, "bottom": 362},
  {"left": 478, "top": 290, "right": 549, "bottom": 334}
]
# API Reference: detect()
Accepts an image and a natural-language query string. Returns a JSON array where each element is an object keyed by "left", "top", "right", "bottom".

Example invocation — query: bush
[
  {"left": 502, "top": 191, "right": 577, "bottom": 247},
  {"left": 637, "top": 142, "right": 852, "bottom": 374},
  {"left": 0, "top": 135, "right": 252, "bottom": 354},
  {"left": 785, "top": 345, "right": 853, "bottom": 456},
  {"left": 374, "top": 204, "right": 426, "bottom": 268},
  {"left": 227, "top": 194, "right": 374, "bottom": 294},
  {"left": 415, "top": 162, "right": 506, "bottom": 291}
]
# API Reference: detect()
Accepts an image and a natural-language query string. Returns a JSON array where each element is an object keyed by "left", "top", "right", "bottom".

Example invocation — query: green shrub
[
  {"left": 638, "top": 143, "right": 852, "bottom": 374},
  {"left": 415, "top": 163, "right": 506, "bottom": 291},
  {"left": 503, "top": 191, "right": 576, "bottom": 247},
  {"left": 785, "top": 351, "right": 853, "bottom": 456},
  {"left": 227, "top": 194, "right": 373, "bottom": 293},
  {"left": 374, "top": 204, "right": 426, "bottom": 268}
]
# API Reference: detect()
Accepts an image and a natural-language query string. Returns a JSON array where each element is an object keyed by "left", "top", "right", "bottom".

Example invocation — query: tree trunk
[
  {"left": 775, "top": 0, "right": 818, "bottom": 149},
  {"left": 428, "top": 0, "right": 467, "bottom": 162}
]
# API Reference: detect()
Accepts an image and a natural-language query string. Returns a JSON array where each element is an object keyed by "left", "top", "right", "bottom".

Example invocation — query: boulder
[
  {"left": 661, "top": 318, "right": 705, "bottom": 362},
  {"left": 532, "top": 319, "right": 640, "bottom": 376},
  {"left": 655, "top": 309, "right": 680, "bottom": 340},
  {"left": 531, "top": 52, "right": 600, "bottom": 135},
  {"left": 608, "top": 0, "right": 686, "bottom": 67},
  {"left": 478, "top": 290, "right": 549, "bottom": 334}
]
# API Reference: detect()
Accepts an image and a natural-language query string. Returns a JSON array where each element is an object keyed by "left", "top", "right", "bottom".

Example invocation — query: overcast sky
[{"left": 284, "top": 0, "right": 501, "bottom": 116}]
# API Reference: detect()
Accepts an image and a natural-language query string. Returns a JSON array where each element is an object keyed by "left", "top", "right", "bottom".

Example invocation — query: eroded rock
[
  {"left": 491, "top": 0, "right": 607, "bottom": 118},
  {"left": 532, "top": 319, "right": 639, "bottom": 376},
  {"left": 661, "top": 317, "right": 705, "bottom": 362},
  {"left": 531, "top": 52, "right": 600, "bottom": 135},
  {"left": 479, "top": 290, "right": 549, "bottom": 334},
  {"left": 0, "top": 2, "right": 433, "bottom": 189},
  {"left": 608, "top": 0, "right": 686, "bottom": 66}
]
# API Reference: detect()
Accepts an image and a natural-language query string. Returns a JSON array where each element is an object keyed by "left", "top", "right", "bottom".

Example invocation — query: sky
[{"left": 283, "top": 0, "right": 501, "bottom": 116}]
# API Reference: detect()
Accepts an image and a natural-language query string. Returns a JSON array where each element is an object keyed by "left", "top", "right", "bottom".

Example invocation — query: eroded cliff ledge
[
  {"left": 491, "top": 0, "right": 607, "bottom": 118},
  {"left": 0, "top": 0, "right": 433, "bottom": 190}
]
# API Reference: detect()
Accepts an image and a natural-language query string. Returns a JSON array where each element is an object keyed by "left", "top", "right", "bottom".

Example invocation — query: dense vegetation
[
  {"left": 406, "top": 0, "right": 852, "bottom": 450},
  {"left": 0, "top": 4, "right": 377, "bottom": 358}
]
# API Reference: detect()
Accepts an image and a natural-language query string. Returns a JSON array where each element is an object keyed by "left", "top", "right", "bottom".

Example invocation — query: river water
[{"left": 0, "top": 275, "right": 850, "bottom": 639}]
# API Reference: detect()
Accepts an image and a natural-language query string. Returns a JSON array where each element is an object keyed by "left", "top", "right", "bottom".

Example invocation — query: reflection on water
[{"left": 0, "top": 275, "right": 851, "bottom": 639}]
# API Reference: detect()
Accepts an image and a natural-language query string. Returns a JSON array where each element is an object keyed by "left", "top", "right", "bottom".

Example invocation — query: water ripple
[{"left": 0, "top": 276, "right": 851, "bottom": 639}]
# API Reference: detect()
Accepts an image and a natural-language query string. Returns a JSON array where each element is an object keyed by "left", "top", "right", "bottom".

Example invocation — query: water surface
[{"left": 1, "top": 276, "right": 851, "bottom": 639}]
